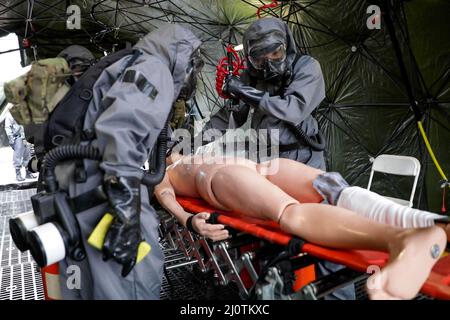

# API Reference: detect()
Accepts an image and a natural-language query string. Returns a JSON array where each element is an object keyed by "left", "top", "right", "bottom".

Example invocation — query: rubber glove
[{"left": 102, "top": 175, "right": 142, "bottom": 277}]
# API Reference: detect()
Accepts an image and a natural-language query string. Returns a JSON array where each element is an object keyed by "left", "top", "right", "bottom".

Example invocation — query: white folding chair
[{"left": 367, "top": 154, "right": 421, "bottom": 207}]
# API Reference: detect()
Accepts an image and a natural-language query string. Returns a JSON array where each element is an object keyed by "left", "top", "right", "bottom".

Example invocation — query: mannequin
[{"left": 155, "top": 154, "right": 448, "bottom": 300}]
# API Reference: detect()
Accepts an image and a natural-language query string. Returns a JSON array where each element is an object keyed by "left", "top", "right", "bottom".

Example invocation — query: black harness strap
[
  {"left": 287, "top": 237, "right": 306, "bottom": 255},
  {"left": 69, "top": 186, "right": 108, "bottom": 214}
]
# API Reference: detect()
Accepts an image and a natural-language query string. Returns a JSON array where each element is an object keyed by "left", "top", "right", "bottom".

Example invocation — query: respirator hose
[
  {"left": 290, "top": 124, "right": 326, "bottom": 152},
  {"left": 44, "top": 145, "right": 101, "bottom": 192},
  {"left": 141, "top": 123, "right": 169, "bottom": 192},
  {"left": 43, "top": 124, "right": 169, "bottom": 194}
]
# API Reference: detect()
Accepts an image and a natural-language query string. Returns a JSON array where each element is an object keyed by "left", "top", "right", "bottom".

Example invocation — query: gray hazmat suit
[
  {"left": 203, "top": 18, "right": 325, "bottom": 169},
  {"left": 5, "top": 112, "right": 31, "bottom": 169},
  {"left": 55, "top": 24, "right": 201, "bottom": 299}
]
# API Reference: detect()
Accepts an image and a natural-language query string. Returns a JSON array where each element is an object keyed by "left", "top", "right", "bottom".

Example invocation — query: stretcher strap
[
  {"left": 212, "top": 212, "right": 293, "bottom": 245},
  {"left": 288, "top": 238, "right": 306, "bottom": 255}
]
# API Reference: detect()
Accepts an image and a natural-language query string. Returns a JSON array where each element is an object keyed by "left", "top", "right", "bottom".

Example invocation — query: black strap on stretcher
[
  {"left": 207, "top": 212, "right": 306, "bottom": 250},
  {"left": 206, "top": 212, "right": 220, "bottom": 224},
  {"left": 287, "top": 237, "right": 306, "bottom": 255}
]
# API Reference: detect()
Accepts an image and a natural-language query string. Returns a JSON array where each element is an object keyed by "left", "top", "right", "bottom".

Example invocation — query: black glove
[
  {"left": 223, "top": 75, "right": 266, "bottom": 108},
  {"left": 103, "top": 175, "right": 142, "bottom": 277}
]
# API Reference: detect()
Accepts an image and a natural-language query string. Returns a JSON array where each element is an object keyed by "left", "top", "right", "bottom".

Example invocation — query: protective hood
[
  {"left": 134, "top": 24, "right": 202, "bottom": 99},
  {"left": 57, "top": 45, "right": 96, "bottom": 69},
  {"left": 243, "top": 17, "right": 297, "bottom": 64}
]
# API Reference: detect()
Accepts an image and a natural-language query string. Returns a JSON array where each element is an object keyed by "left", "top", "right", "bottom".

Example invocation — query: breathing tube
[
  {"left": 289, "top": 123, "right": 326, "bottom": 152},
  {"left": 141, "top": 122, "right": 169, "bottom": 192},
  {"left": 43, "top": 145, "right": 101, "bottom": 192},
  {"left": 43, "top": 124, "right": 169, "bottom": 193},
  {"left": 11, "top": 124, "right": 170, "bottom": 268}
]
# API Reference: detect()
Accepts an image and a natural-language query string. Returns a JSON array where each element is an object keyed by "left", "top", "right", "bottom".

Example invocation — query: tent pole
[{"left": 380, "top": 0, "right": 422, "bottom": 120}]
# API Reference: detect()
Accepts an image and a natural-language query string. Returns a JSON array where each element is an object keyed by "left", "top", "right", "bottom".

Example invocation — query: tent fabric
[{"left": 0, "top": 0, "right": 448, "bottom": 212}]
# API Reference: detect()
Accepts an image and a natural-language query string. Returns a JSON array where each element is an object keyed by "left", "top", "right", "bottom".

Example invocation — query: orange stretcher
[{"left": 177, "top": 196, "right": 450, "bottom": 300}]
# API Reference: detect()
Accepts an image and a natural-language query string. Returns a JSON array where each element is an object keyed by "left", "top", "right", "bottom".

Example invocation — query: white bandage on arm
[{"left": 337, "top": 186, "right": 446, "bottom": 228}]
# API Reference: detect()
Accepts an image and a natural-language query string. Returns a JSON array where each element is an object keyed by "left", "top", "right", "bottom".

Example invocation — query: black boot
[
  {"left": 25, "top": 169, "right": 35, "bottom": 179},
  {"left": 15, "top": 169, "right": 24, "bottom": 182}
]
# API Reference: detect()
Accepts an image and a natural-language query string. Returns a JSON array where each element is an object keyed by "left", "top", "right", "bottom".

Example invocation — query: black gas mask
[
  {"left": 57, "top": 45, "right": 96, "bottom": 80},
  {"left": 178, "top": 49, "right": 204, "bottom": 101},
  {"left": 247, "top": 31, "right": 288, "bottom": 81}
]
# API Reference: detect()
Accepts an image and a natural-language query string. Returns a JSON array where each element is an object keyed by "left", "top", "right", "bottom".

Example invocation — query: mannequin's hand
[{"left": 191, "top": 212, "right": 229, "bottom": 241}]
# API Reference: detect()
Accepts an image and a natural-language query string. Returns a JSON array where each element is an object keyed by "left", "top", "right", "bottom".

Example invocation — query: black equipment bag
[{"left": 44, "top": 49, "right": 137, "bottom": 151}]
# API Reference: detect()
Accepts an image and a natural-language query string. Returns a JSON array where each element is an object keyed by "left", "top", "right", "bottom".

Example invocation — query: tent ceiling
[{"left": 0, "top": 0, "right": 449, "bottom": 212}]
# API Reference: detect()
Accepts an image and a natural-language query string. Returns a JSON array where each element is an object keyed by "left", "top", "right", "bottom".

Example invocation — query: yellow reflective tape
[
  {"left": 137, "top": 242, "right": 151, "bottom": 264},
  {"left": 88, "top": 213, "right": 151, "bottom": 264},
  {"left": 87, "top": 213, "right": 114, "bottom": 250}
]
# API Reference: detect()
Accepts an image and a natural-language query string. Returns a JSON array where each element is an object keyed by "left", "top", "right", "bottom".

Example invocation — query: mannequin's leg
[
  {"left": 257, "top": 158, "right": 323, "bottom": 203},
  {"left": 337, "top": 186, "right": 450, "bottom": 233},
  {"left": 259, "top": 159, "right": 450, "bottom": 236},
  {"left": 210, "top": 165, "right": 299, "bottom": 221},
  {"left": 210, "top": 165, "right": 447, "bottom": 299}
]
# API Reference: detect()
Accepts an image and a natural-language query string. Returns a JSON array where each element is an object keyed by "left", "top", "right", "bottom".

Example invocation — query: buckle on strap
[{"left": 69, "top": 186, "right": 108, "bottom": 214}]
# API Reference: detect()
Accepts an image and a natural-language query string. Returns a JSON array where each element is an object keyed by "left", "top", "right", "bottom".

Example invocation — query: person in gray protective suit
[
  {"left": 201, "top": 18, "right": 354, "bottom": 300},
  {"left": 5, "top": 111, "right": 34, "bottom": 181},
  {"left": 57, "top": 45, "right": 96, "bottom": 82},
  {"left": 55, "top": 24, "right": 203, "bottom": 299},
  {"left": 202, "top": 17, "right": 325, "bottom": 169}
]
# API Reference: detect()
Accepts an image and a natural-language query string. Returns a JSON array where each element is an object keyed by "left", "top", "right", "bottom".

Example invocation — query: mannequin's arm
[
  {"left": 155, "top": 173, "right": 229, "bottom": 241},
  {"left": 155, "top": 174, "right": 192, "bottom": 227}
]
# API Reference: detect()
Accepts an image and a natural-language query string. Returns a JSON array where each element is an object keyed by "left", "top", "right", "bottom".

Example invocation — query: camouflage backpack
[{"left": 4, "top": 57, "right": 71, "bottom": 125}]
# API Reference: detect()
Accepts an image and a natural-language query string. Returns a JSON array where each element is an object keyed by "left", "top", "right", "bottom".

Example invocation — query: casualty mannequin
[
  {"left": 155, "top": 154, "right": 449, "bottom": 300},
  {"left": 54, "top": 25, "right": 203, "bottom": 299}
]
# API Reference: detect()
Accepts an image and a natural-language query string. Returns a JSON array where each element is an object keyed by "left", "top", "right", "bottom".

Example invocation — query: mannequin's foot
[{"left": 367, "top": 226, "right": 446, "bottom": 300}]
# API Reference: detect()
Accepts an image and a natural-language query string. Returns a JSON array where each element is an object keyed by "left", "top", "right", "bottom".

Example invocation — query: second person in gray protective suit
[
  {"left": 55, "top": 24, "right": 203, "bottom": 299},
  {"left": 203, "top": 17, "right": 326, "bottom": 169}
]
